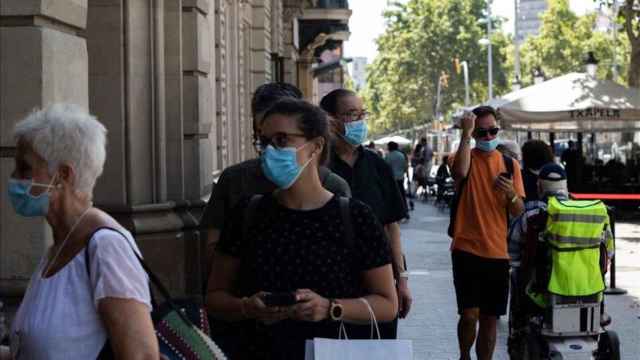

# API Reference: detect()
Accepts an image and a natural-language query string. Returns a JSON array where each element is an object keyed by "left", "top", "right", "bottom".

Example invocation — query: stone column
[
  {"left": 0, "top": 0, "right": 89, "bottom": 296},
  {"left": 183, "top": 0, "right": 214, "bottom": 201},
  {"left": 282, "top": 1, "right": 303, "bottom": 87},
  {"left": 251, "top": 0, "right": 272, "bottom": 87}
]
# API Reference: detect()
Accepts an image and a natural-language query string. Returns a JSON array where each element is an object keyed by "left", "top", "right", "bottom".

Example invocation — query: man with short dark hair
[{"left": 450, "top": 106, "right": 525, "bottom": 360}]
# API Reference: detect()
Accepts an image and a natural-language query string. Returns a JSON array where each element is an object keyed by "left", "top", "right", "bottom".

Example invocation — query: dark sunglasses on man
[{"left": 473, "top": 127, "right": 500, "bottom": 138}]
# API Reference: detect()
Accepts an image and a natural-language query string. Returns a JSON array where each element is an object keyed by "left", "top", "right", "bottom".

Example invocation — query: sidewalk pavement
[{"left": 397, "top": 199, "right": 640, "bottom": 360}]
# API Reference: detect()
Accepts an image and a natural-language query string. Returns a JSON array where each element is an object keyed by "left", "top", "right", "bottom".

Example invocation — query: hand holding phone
[
  {"left": 499, "top": 172, "right": 512, "bottom": 180},
  {"left": 262, "top": 292, "right": 297, "bottom": 307}
]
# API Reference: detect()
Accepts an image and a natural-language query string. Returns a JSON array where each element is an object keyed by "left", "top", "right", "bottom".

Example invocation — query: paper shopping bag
[{"left": 304, "top": 338, "right": 413, "bottom": 360}]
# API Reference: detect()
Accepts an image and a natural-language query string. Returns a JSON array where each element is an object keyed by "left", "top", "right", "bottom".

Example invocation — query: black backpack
[{"left": 447, "top": 153, "right": 514, "bottom": 238}]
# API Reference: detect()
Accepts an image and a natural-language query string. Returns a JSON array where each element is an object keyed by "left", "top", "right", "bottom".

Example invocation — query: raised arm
[{"left": 452, "top": 112, "right": 476, "bottom": 181}]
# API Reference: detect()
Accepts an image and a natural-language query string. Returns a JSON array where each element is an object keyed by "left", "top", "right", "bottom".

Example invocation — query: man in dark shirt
[
  {"left": 320, "top": 89, "right": 411, "bottom": 338},
  {"left": 200, "top": 83, "right": 351, "bottom": 265}
]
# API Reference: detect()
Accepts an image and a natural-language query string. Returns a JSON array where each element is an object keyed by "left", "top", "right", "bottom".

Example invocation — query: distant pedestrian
[
  {"left": 561, "top": 140, "right": 582, "bottom": 192},
  {"left": 385, "top": 141, "right": 411, "bottom": 217},
  {"left": 206, "top": 99, "right": 398, "bottom": 360},
  {"left": 419, "top": 137, "right": 434, "bottom": 176},
  {"left": 521, "top": 140, "right": 554, "bottom": 203},
  {"left": 6, "top": 104, "right": 158, "bottom": 359},
  {"left": 449, "top": 106, "right": 525, "bottom": 360},
  {"left": 320, "top": 89, "right": 412, "bottom": 338}
]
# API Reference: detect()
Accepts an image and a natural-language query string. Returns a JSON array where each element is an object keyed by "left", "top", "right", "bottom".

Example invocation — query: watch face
[{"left": 331, "top": 303, "right": 343, "bottom": 320}]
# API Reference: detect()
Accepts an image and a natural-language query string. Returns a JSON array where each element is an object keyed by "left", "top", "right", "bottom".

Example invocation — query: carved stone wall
[{"left": 0, "top": 0, "right": 332, "bottom": 301}]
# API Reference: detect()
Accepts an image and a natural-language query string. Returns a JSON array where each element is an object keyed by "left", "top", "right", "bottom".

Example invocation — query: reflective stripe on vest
[{"left": 545, "top": 197, "right": 608, "bottom": 296}]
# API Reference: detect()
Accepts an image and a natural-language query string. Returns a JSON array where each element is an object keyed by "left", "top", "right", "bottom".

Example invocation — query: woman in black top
[{"left": 206, "top": 99, "right": 398, "bottom": 360}]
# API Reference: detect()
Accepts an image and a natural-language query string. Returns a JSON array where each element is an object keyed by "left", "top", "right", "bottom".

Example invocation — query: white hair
[{"left": 13, "top": 103, "right": 107, "bottom": 195}]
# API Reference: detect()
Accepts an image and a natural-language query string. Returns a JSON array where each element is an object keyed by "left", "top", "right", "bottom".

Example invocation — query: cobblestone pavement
[{"left": 397, "top": 199, "right": 640, "bottom": 360}]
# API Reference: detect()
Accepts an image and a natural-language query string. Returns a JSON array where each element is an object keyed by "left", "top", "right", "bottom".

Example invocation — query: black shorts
[{"left": 452, "top": 250, "right": 510, "bottom": 316}]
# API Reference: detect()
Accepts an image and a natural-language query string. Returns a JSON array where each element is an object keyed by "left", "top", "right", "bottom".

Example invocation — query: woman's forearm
[{"left": 337, "top": 294, "right": 398, "bottom": 324}]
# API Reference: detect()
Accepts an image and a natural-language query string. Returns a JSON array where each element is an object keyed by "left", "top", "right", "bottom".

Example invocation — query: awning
[{"left": 491, "top": 73, "right": 640, "bottom": 132}]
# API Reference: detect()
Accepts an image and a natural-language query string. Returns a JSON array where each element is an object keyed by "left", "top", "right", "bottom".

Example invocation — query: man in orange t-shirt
[{"left": 450, "top": 106, "right": 525, "bottom": 360}]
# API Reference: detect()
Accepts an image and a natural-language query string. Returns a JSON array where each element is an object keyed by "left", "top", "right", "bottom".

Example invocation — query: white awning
[{"left": 490, "top": 73, "right": 640, "bottom": 132}]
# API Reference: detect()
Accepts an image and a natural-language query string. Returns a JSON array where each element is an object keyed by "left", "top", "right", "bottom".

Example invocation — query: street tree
[
  {"left": 597, "top": 0, "right": 640, "bottom": 87},
  {"left": 363, "top": 0, "right": 511, "bottom": 135},
  {"left": 512, "top": 0, "right": 630, "bottom": 87}
]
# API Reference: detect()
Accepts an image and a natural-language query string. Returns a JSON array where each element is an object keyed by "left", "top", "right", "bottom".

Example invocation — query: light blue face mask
[
  {"left": 8, "top": 176, "right": 57, "bottom": 217},
  {"left": 476, "top": 138, "right": 499, "bottom": 152},
  {"left": 260, "top": 143, "right": 313, "bottom": 189},
  {"left": 343, "top": 120, "right": 368, "bottom": 146}
]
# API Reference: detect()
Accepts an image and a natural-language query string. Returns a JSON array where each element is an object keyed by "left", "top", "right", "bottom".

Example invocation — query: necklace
[{"left": 43, "top": 205, "right": 93, "bottom": 277}]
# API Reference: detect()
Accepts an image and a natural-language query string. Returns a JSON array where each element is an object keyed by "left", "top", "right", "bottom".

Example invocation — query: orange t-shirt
[{"left": 450, "top": 149, "right": 525, "bottom": 259}]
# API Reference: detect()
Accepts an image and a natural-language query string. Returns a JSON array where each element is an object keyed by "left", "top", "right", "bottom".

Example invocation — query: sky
[{"left": 344, "top": 0, "right": 599, "bottom": 62}]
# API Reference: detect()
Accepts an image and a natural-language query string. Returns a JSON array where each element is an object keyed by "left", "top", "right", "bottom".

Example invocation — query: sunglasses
[{"left": 474, "top": 127, "right": 500, "bottom": 138}]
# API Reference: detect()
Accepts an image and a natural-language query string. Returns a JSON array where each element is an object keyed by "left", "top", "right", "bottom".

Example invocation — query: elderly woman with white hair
[{"left": 1, "top": 104, "right": 159, "bottom": 359}]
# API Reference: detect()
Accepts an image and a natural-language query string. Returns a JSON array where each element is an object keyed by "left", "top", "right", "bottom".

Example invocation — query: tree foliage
[
  {"left": 596, "top": 0, "right": 640, "bottom": 87},
  {"left": 512, "top": 0, "right": 631, "bottom": 86},
  {"left": 363, "top": 0, "right": 511, "bottom": 135}
]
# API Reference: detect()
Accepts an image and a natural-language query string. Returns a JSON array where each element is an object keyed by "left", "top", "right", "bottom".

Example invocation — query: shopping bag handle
[
  {"left": 358, "top": 298, "right": 381, "bottom": 340},
  {"left": 336, "top": 298, "right": 382, "bottom": 340}
]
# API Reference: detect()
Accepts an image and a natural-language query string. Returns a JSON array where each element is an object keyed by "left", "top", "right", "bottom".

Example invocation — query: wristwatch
[{"left": 329, "top": 299, "right": 344, "bottom": 321}]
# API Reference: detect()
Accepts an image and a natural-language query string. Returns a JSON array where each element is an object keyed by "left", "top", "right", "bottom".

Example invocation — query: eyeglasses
[
  {"left": 338, "top": 110, "right": 369, "bottom": 122},
  {"left": 257, "top": 132, "right": 307, "bottom": 151},
  {"left": 473, "top": 127, "right": 500, "bottom": 138}
]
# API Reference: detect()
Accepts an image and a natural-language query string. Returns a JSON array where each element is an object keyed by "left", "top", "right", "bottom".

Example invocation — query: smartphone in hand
[
  {"left": 499, "top": 172, "right": 512, "bottom": 180},
  {"left": 262, "top": 292, "right": 297, "bottom": 307}
]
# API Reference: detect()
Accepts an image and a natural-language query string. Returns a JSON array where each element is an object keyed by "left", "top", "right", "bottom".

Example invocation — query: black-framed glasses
[
  {"left": 258, "top": 132, "right": 307, "bottom": 150},
  {"left": 338, "top": 110, "right": 369, "bottom": 122},
  {"left": 474, "top": 127, "right": 500, "bottom": 138}
]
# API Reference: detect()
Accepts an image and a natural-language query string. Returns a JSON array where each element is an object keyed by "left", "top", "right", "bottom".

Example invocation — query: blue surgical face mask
[
  {"left": 343, "top": 120, "right": 368, "bottom": 146},
  {"left": 261, "top": 143, "right": 314, "bottom": 189},
  {"left": 8, "top": 176, "right": 57, "bottom": 217},
  {"left": 476, "top": 138, "right": 499, "bottom": 152}
]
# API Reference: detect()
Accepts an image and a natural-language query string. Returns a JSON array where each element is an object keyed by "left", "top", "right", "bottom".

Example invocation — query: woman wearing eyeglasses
[{"left": 206, "top": 98, "right": 398, "bottom": 360}]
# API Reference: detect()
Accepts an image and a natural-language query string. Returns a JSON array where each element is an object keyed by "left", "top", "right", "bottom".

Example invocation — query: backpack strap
[
  {"left": 339, "top": 197, "right": 354, "bottom": 249},
  {"left": 243, "top": 194, "right": 264, "bottom": 245},
  {"left": 502, "top": 153, "right": 514, "bottom": 177}
]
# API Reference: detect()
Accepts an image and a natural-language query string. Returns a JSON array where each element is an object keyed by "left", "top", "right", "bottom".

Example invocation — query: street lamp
[
  {"left": 532, "top": 66, "right": 545, "bottom": 84},
  {"left": 478, "top": 0, "right": 494, "bottom": 100},
  {"left": 585, "top": 51, "right": 599, "bottom": 78}
]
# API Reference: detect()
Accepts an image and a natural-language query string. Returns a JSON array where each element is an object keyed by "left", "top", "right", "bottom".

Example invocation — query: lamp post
[
  {"left": 477, "top": 0, "right": 494, "bottom": 100},
  {"left": 585, "top": 51, "right": 599, "bottom": 78}
]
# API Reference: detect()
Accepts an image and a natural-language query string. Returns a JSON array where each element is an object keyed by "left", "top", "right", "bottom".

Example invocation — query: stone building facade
[{"left": 0, "top": 0, "right": 351, "bottom": 303}]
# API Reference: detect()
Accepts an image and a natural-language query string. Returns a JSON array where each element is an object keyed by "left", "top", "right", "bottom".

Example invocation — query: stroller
[{"left": 508, "top": 204, "right": 621, "bottom": 360}]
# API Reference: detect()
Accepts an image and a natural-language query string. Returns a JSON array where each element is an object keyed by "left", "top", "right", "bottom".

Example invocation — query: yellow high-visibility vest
[{"left": 545, "top": 197, "right": 610, "bottom": 296}]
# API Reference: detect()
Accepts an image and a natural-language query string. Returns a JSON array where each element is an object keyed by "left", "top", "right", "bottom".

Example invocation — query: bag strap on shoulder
[
  {"left": 83, "top": 221, "right": 190, "bottom": 325},
  {"left": 243, "top": 194, "right": 264, "bottom": 245},
  {"left": 502, "top": 153, "right": 514, "bottom": 177}
]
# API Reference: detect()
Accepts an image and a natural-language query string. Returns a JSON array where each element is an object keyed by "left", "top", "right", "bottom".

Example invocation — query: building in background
[
  {"left": 350, "top": 57, "right": 368, "bottom": 91},
  {"left": 0, "top": 0, "right": 351, "bottom": 308},
  {"left": 515, "top": 0, "right": 547, "bottom": 42}
]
